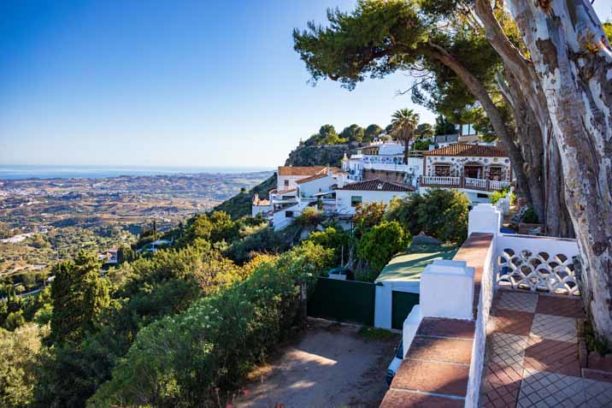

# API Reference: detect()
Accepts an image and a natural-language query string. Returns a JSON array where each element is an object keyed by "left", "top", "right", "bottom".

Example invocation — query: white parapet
[
  {"left": 402, "top": 305, "right": 423, "bottom": 358},
  {"left": 468, "top": 203, "right": 501, "bottom": 236},
  {"left": 420, "top": 259, "right": 475, "bottom": 320}
]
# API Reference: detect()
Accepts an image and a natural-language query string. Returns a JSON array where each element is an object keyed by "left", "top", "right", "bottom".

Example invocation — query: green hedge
[{"left": 88, "top": 242, "right": 333, "bottom": 407}]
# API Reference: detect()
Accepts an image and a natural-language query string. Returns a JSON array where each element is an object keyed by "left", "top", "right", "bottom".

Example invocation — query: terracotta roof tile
[
  {"left": 424, "top": 144, "right": 507, "bottom": 157},
  {"left": 277, "top": 166, "right": 327, "bottom": 176},
  {"left": 336, "top": 179, "right": 414, "bottom": 192}
]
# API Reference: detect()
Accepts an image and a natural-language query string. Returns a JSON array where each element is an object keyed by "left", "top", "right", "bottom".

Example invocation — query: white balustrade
[
  {"left": 464, "top": 177, "right": 487, "bottom": 189},
  {"left": 489, "top": 180, "right": 510, "bottom": 190},
  {"left": 363, "top": 162, "right": 412, "bottom": 172},
  {"left": 495, "top": 234, "right": 580, "bottom": 295},
  {"left": 421, "top": 176, "right": 461, "bottom": 186}
]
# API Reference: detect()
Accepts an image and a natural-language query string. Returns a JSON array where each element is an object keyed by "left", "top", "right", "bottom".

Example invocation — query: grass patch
[
  {"left": 358, "top": 326, "right": 396, "bottom": 341},
  {"left": 583, "top": 320, "right": 610, "bottom": 355}
]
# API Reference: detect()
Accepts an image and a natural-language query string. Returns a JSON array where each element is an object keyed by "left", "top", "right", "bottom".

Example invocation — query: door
[{"left": 391, "top": 291, "right": 420, "bottom": 330}]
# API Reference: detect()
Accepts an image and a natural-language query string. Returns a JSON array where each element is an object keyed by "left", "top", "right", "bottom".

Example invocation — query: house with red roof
[{"left": 419, "top": 144, "right": 512, "bottom": 203}]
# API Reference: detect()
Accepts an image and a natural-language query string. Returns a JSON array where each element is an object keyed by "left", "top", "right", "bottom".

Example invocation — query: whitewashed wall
[{"left": 335, "top": 189, "right": 409, "bottom": 216}]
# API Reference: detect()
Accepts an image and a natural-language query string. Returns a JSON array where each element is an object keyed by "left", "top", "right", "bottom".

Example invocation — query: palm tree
[{"left": 390, "top": 108, "right": 420, "bottom": 164}]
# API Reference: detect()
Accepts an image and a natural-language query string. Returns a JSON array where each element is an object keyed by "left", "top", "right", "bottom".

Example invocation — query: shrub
[
  {"left": 386, "top": 189, "right": 469, "bottom": 244},
  {"left": 353, "top": 202, "right": 386, "bottom": 237},
  {"left": 88, "top": 242, "right": 333, "bottom": 407},
  {"left": 357, "top": 221, "right": 408, "bottom": 278},
  {"left": 294, "top": 207, "right": 323, "bottom": 229},
  {"left": 306, "top": 226, "right": 352, "bottom": 265},
  {"left": 522, "top": 207, "right": 539, "bottom": 224}
]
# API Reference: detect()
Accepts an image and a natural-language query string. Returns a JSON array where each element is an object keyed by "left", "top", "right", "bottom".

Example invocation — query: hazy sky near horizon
[{"left": 1, "top": 1, "right": 611, "bottom": 168}]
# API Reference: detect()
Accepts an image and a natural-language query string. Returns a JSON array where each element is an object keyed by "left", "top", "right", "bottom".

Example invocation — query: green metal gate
[
  {"left": 391, "top": 291, "right": 420, "bottom": 330},
  {"left": 307, "top": 277, "right": 375, "bottom": 326}
]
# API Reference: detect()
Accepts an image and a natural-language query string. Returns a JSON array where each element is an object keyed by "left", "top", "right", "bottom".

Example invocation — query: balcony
[{"left": 420, "top": 176, "right": 510, "bottom": 192}]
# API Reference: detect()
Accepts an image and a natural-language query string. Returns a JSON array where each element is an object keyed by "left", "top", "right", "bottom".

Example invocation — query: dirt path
[{"left": 234, "top": 320, "right": 399, "bottom": 408}]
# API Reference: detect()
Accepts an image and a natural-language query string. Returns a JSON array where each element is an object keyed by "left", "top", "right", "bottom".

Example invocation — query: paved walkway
[{"left": 482, "top": 290, "right": 612, "bottom": 407}]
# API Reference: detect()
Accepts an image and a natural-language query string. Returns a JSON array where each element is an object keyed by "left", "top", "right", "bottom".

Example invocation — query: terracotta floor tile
[
  {"left": 530, "top": 313, "right": 578, "bottom": 343},
  {"left": 417, "top": 318, "right": 475, "bottom": 339},
  {"left": 491, "top": 309, "right": 534, "bottom": 336},
  {"left": 407, "top": 335, "right": 473, "bottom": 365},
  {"left": 496, "top": 291, "right": 538, "bottom": 313},
  {"left": 524, "top": 337, "right": 581, "bottom": 377},
  {"left": 392, "top": 359, "right": 469, "bottom": 398},
  {"left": 380, "top": 390, "right": 464, "bottom": 408},
  {"left": 535, "top": 295, "right": 585, "bottom": 318}
]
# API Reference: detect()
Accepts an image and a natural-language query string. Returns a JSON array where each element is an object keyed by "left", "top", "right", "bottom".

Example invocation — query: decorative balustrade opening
[{"left": 495, "top": 234, "right": 580, "bottom": 296}]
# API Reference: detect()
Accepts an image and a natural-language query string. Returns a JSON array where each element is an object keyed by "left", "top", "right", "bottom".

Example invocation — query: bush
[
  {"left": 88, "top": 242, "right": 333, "bottom": 407},
  {"left": 353, "top": 202, "right": 386, "bottom": 237},
  {"left": 357, "top": 221, "right": 408, "bottom": 278},
  {"left": 306, "top": 226, "right": 352, "bottom": 265},
  {"left": 386, "top": 189, "right": 469, "bottom": 244},
  {"left": 522, "top": 207, "right": 539, "bottom": 224}
]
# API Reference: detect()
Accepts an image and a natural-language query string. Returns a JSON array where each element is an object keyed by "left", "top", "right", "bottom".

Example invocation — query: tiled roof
[
  {"left": 336, "top": 179, "right": 414, "bottom": 192},
  {"left": 277, "top": 166, "right": 327, "bottom": 176},
  {"left": 424, "top": 144, "right": 507, "bottom": 157},
  {"left": 296, "top": 173, "right": 328, "bottom": 184}
]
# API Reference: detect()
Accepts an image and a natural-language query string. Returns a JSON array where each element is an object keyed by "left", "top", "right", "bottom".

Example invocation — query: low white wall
[
  {"left": 336, "top": 189, "right": 408, "bottom": 216},
  {"left": 465, "top": 230, "right": 496, "bottom": 408}
]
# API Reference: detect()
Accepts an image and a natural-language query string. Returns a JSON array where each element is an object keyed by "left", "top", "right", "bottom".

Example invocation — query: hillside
[
  {"left": 284, "top": 143, "right": 351, "bottom": 167},
  {"left": 214, "top": 174, "right": 277, "bottom": 219}
]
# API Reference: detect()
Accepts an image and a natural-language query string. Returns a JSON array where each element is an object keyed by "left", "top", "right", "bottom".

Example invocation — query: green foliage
[
  {"left": 386, "top": 189, "right": 469, "bottom": 244},
  {"left": 88, "top": 242, "right": 333, "bottom": 407},
  {"left": 522, "top": 207, "right": 539, "bottom": 224},
  {"left": 304, "top": 124, "right": 346, "bottom": 145},
  {"left": 225, "top": 226, "right": 287, "bottom": 264},
  {"left": 35, "top": 239, "right": 243, "bottom": 407},
  {"left": 0, "top": 324, "right": 46, "bottom": 408},
  {"left": 603, "top": 22, "right": 612, "bottom": 43},
  {"left": 353, "top": 202, "right": 386, "bottom": 238},
  {"left": 364, "top": 124, "right": 383, "bottom": 141},
  {"left": 340, "top": 124, "right": 365, "bottom": 143},
  {"left": 415, "top": 123, "right": 434, "bottom": 139},
  {"left": 490, "top": 187, "right": 514, "bottom": 205},
  {"left": 293, "top": 207, "right": 323, "bottom": 229},
  {"left": 357, "top": 221, "right": 408, "bottom": 277},
  {"left": 358, "top": 326, "right": 396, "bottom": 341},
  {"left": 180, "top": 211, "right": 239, "bottom": 247},
  {"left": 50, "top": 251, "right": 110, "bottom": 345},
  {"left": 412, "top": 139, "right": 432, "bottom": 150},
  {"left": 293, "top": 0, "right": 424, "bottom": 89},
  {"left": 434, "top": 115, "right": 456, "bottom": 135},
  {"left": 306, "top": 226, "right": 352, "bottom": 265}
]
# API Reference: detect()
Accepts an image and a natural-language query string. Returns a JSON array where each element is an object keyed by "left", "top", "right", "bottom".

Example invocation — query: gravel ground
[{"left": 234, "top": 320, "right": 399, "bottom": 408}]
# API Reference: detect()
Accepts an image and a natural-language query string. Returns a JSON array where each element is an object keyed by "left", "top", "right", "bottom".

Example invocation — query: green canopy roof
[{"left": 376, "top": 246, "right": 458, "bottom": 283}]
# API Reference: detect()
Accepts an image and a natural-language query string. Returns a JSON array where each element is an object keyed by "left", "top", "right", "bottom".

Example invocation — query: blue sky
[{"left": 0, "top": 1, "right": 610, "bottom": 168}]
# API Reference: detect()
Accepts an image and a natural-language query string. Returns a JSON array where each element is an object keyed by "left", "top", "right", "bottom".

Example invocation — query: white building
[
  {"left": 419, "top": 144, "right": 512, "bottom": 203},
  {"left": 335, "top": 179, "right": 414, "bottom": 216}
]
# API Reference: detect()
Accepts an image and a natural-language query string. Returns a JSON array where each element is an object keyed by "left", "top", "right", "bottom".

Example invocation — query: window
[
  {"left": 477, "top": 193, "right": 489, "bottom": 199},
  {"left": 488, "top": 166, "right": 502, "bottom": 180},
  {"left": 351, "top": 196, "right": 363, "bottom": 207},
  {"left": 284, "top": 179, "right": 289, "bottom": 187},
  {"left": 285, "top": 211, "right": 294, "bottom": 218},
  {"left": 434, "top": 165, "right": 451, "bottom": 177}
]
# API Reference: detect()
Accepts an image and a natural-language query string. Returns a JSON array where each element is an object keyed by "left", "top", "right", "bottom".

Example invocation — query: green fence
[{"left": 307, "top": 277, "right": 375, "bottom": 326}]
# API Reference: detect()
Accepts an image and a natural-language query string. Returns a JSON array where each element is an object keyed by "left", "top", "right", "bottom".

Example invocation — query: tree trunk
[
  {"left": 508, "top": 0, "right": 612, "bottom": 340},
  {"left": 475, "top": 0, "right": 576, "bottom": 237}
]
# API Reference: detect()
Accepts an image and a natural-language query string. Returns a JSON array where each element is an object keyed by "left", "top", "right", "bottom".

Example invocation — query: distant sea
[{"left": 0, "top": 165, "right": 273, "bottom": 180}]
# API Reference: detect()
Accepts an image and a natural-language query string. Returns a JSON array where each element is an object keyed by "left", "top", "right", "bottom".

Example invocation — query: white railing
[
  {"left": 489, "top": 180, "right": 511, "bottom": 190},
  {"left": 465, "top": 177, "right": 487, "bottom": 189},
  {"left": 363, "top": 162, "right": 413, "bottom": 172},
  {"left": 421, "top": 176, "right": 461, "bottom": 186},
  {"left": 495, "top": 234, "right": 580, "bottom": 296}
]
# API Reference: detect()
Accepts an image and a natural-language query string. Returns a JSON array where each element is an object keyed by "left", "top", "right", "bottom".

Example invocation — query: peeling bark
[{"left": 507, "top": 0, "right": 612, "bottom": 340}]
